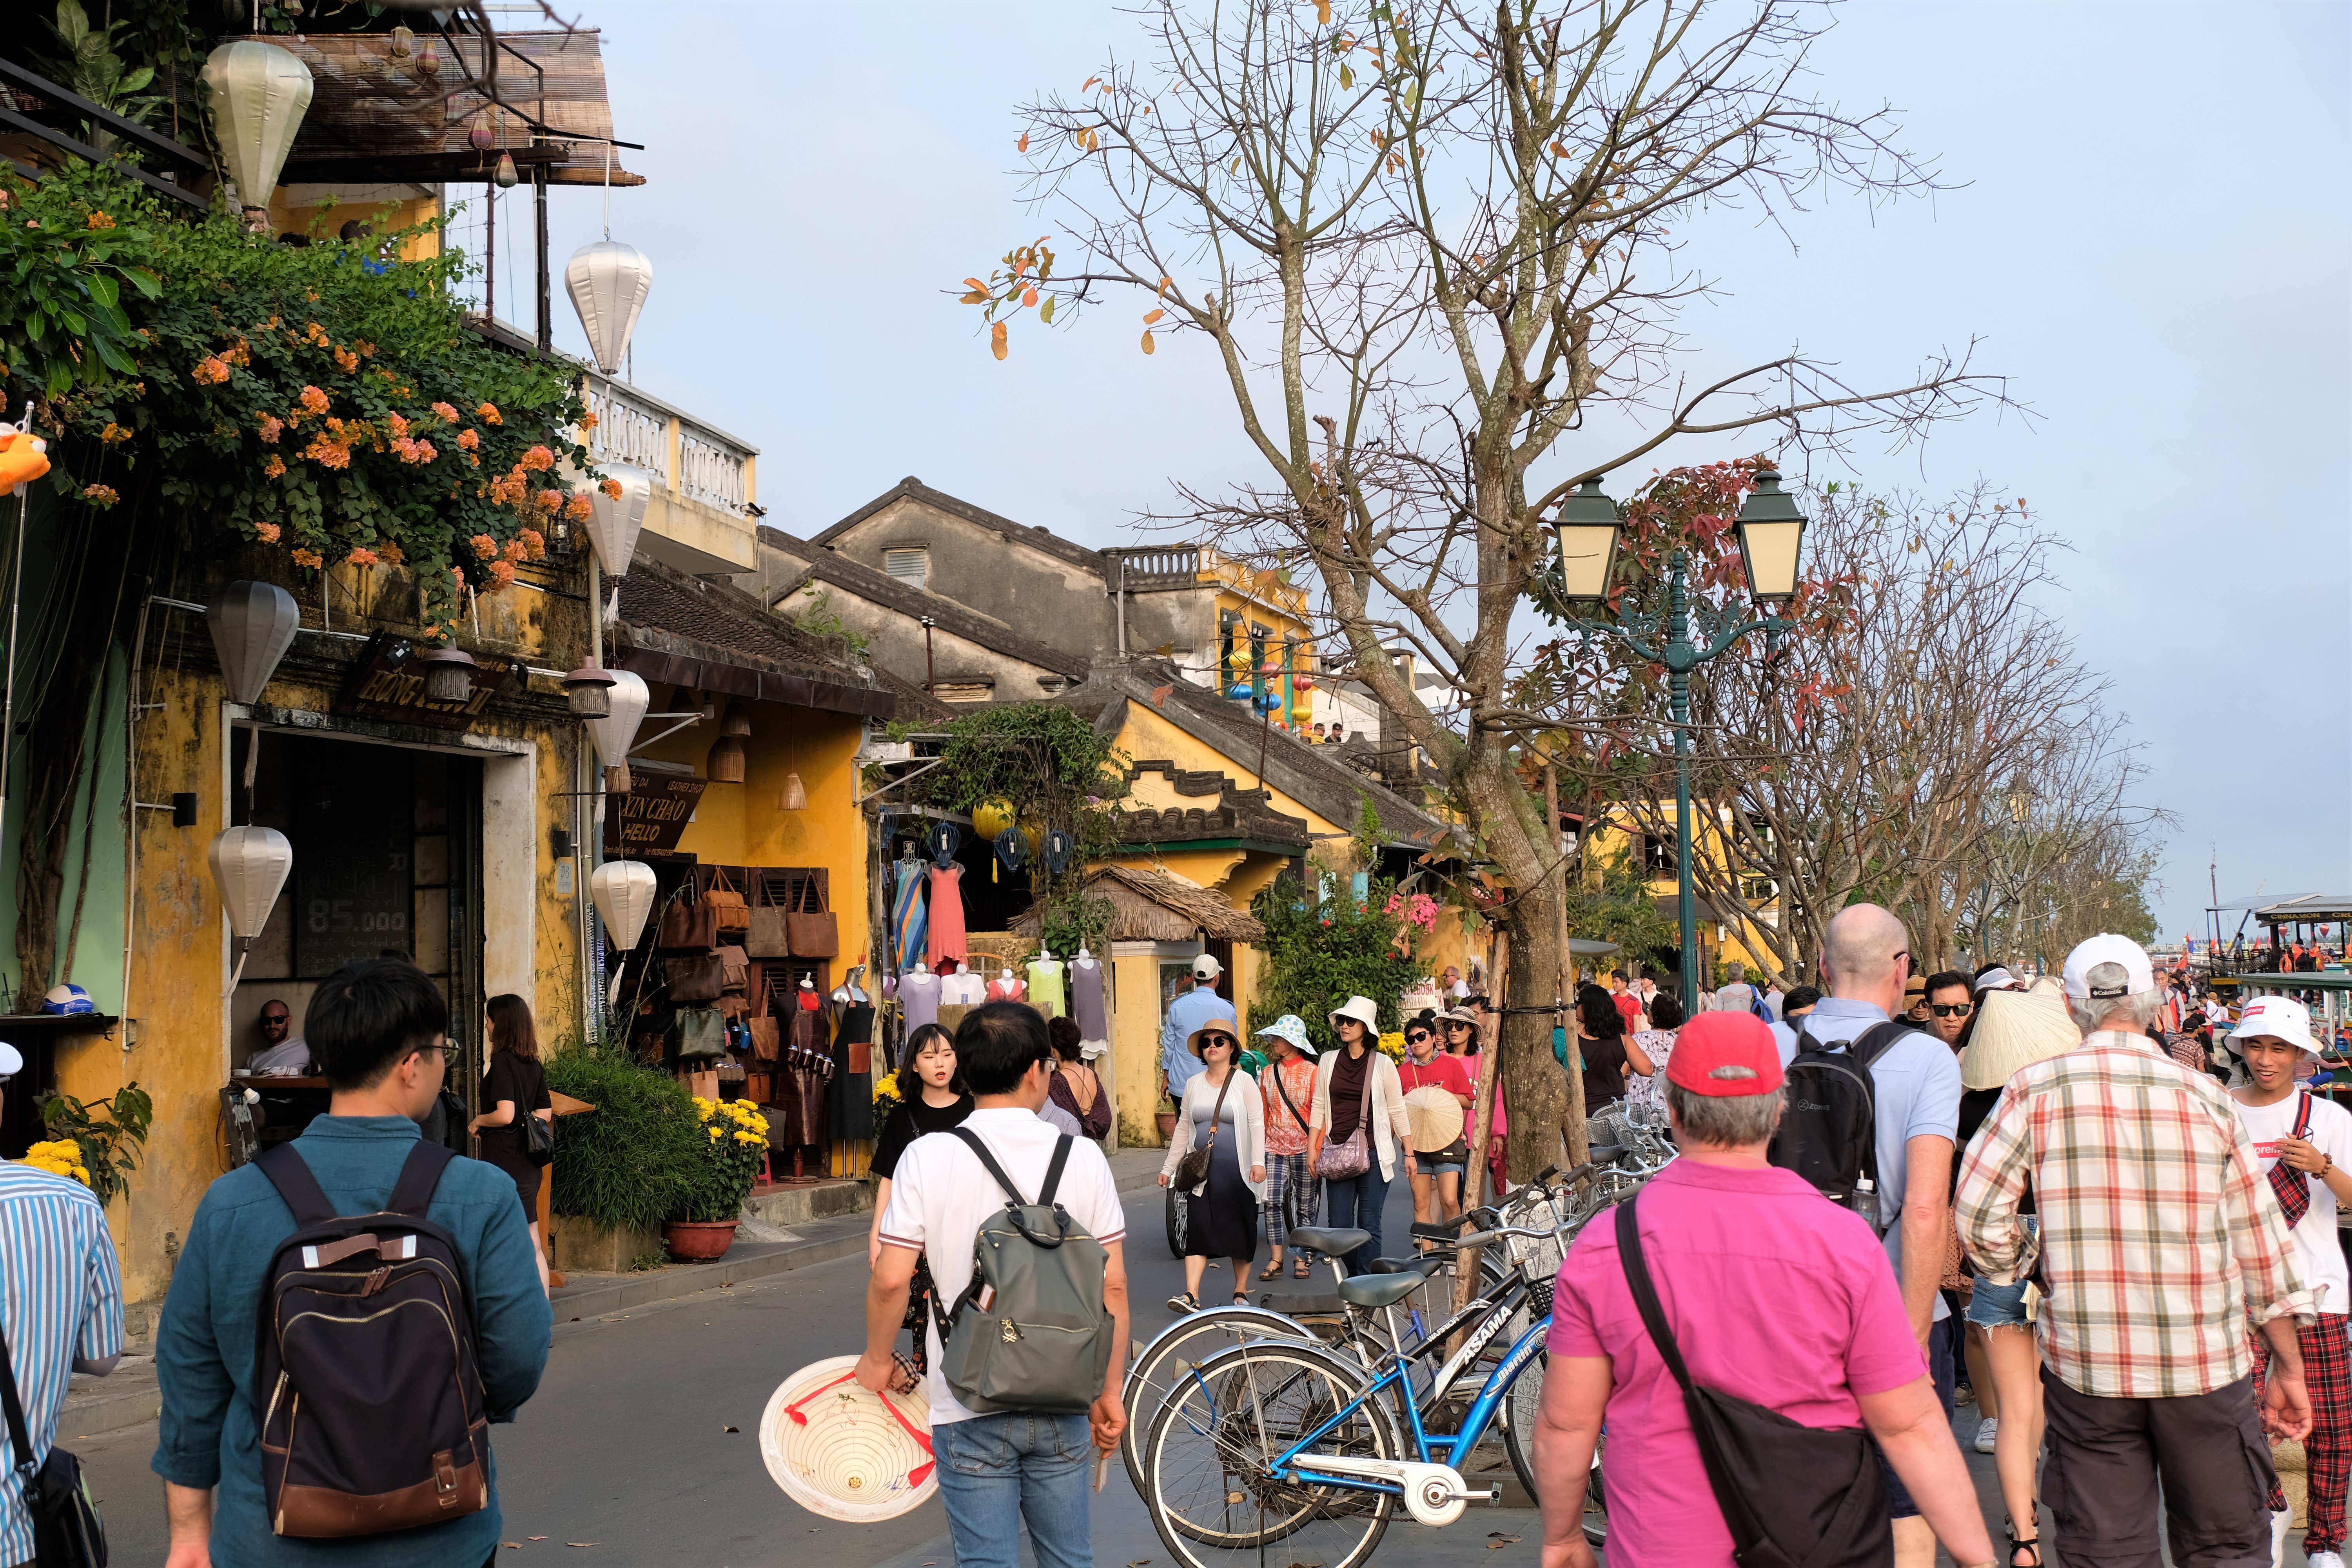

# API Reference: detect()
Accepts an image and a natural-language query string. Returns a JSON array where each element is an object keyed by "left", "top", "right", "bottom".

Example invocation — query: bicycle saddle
[
  {"left": 1287, "top": 1226, "right": 1370, "bottom": 1257},
  {"left": 1368, "top": 1255, "right": 1440, "bottom": 1278},
  {"left": 1257, "top": 1290, "right": 1345, "bottom": 1316},
  {"left": 1336, "top": 1272, "right": 1426, "bottom": 1309}
]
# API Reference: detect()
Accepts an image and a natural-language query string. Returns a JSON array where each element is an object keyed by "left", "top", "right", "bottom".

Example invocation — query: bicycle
[{"left": 1137, "top": 1222, "right": 1572, "bottom": 1568}]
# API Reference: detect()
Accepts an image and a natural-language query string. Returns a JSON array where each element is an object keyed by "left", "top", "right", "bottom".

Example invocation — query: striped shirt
[
  {"left": 0, "top": 1161, "right": 125, "bottom": 1564},
  {"left": 1956, "top": 1030, "right": 2312, "bottom": 1399}
]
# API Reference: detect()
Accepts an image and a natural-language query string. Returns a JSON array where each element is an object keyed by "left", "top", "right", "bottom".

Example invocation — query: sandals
[
  {"left": 1258, "top": 1261, "right": 1284, "bottom": 1281},
  {"left": 1166, "top": 1292, "right": 1200, "bottom": 1315},
  {"left": 2006, "top": 1520, "right": 2042, "bottom": 1568},
  {"left": 1292, "top": 1259, "right": 1314, "bottom": 1279},
  {"left": 1232, "top": 1292, "right": 1250, "bottom": 1306}
]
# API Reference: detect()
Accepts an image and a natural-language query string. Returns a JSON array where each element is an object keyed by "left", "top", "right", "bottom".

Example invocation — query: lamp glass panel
[
  {"left": 1738, "top": 518, "right": 1804, "bottom": 601},
  {"left": 1557, "top": 522, "right": 1619, "bottom": 602}
]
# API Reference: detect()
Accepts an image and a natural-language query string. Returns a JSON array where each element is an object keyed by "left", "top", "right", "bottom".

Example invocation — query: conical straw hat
[
  {"left": 1405, "top": 1084, "right": 1466, "bottom": 1151},
  {"left": 1960, "top": 985, "right": 2081, "bottom": 1091},
  {"left": 759, "top": 1355, "right": 937, "bottom": 1522}
]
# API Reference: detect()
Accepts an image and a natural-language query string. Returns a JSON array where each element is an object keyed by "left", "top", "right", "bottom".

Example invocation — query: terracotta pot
[
  {"left": 662, "top": 1218, "right": 740, "bottom": 1262},
  {"left": 1155, "top": 1112, "right": 1179, "bottom": 1142}
]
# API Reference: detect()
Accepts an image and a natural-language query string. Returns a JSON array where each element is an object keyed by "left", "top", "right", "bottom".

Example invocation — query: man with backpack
[
  {"left": 858, "top": 1001, "right": 1130, "bottom": 1568},
  {"left": 1768, "top": 903, "right": 1962, "bottom": 1568},
  {"left": 154, "top": 959, "right": 551, "bottom": 1568}
]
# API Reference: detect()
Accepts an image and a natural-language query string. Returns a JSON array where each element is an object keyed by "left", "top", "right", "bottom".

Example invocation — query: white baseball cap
[
  {"left": 2232, "top": 995, "right": 2321, "bottom": 1057},
  {"left": 2061, "top": 933, "right": 2154, "bottom": 1002},
  {"left": 1191, "top": 952, "right": 1224, "bottom": 980},
  {"left": 0, "top": 1041, "right": 19, "bottom": 1080}
]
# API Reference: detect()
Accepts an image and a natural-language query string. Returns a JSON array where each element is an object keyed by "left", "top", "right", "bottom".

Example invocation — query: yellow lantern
[{"left": 973, "top": 798, "right": 1016, "bottom": 840}]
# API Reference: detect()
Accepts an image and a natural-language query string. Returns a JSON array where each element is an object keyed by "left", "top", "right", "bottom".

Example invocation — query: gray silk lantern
[
  {"left": 590, "top": 859, "right": 658, "bottom": 951},
  {"left": 565, "top": 241, "right": 654, "bottom": 375},
  {"left": 209, "top": 824, "right": 292, "bottom": 987},
  {"left": 206, "top": 581, "right": 300, "bottom": 704},
  {"left": 582, "top": 464, "right": 653, "bottom": 577},
  {"left": 199, "top": 41, "right": 314, "bottom": 229},
  {"left": 586, "top": 669, "right": 650, "bottom": 770}
]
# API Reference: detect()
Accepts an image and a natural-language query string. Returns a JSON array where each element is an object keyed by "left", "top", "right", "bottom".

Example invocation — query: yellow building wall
[
  {"left": 263, "top": 186, "right": 443, "bottom": 260},
  {"left": 1110, "top": 949, "right": 1167, "bottom": 1147},
  {"left": 1111, "top": 703, "right": 1356, "bottom": 844}
]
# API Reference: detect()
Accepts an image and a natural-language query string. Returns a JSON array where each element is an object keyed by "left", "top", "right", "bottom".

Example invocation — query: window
[
  {"left": 1644, "top": 832, "right": 1676, "bottom": 875},
  {"left": 884, "top": 548, "right": 929, "bottom": 590},
  {"left": 932, "top": 681, "right": 991, "bottom": 703}
]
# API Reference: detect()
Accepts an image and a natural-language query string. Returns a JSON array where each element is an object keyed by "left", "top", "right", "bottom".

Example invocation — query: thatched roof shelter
[{"left": 1013, "top": 864, "right": 1266, "bottom": 946}]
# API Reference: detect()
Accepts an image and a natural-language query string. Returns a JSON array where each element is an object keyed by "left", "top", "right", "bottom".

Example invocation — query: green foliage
[
  {"left": 675, "top": 1096, "right": 771, "bottom": 1223},
  {"left": 40, "top": 1082, "right": 153, "bottom": 1207},
  {"left": 789, "top": 589, "right": 871, "bottom": 659},
  {"left": 543, "top": 1041, "right": 707, "bottom": 1236},
  {"left": 628, "top": 1249, "right": 664, "bottom": 1272},
  {"left": 2, "top": 165, "right": 593, "bottom": 621},
  {"left": 40, "top": 2, "right": 166, "bottom": 138},
  {"left": 925, "top": 701, "right": 1131, "bottom": 930},
  {"left": 1246, "top": 873, "right": 1421, "bottom": 1054},
  {"left": 1040, "top": 893, "right": 1114, "bottom": 958},
  {"left": 1565, "top": 844, "right": 1678, "bottom": 963}
]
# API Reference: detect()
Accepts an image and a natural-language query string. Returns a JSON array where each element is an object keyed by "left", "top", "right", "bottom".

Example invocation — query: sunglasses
[
  {"left": 1929, "top": 1002, "right": 1973, "bottom": 1019},
  {"left": 1201, "top": 1037, "right": 1236, "bottom": 1051},
  {"left": 260, "top": 1014, "right": 290, "bottom": 1026},
  {"left": 1406, "top": 1031, "right": 1432, "bottom": 1044}
]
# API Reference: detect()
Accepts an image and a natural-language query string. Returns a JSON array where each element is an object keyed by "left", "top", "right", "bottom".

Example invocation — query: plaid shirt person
[{"left": 1956, "top": 1029, "right": 2316, "bottom": 1399}]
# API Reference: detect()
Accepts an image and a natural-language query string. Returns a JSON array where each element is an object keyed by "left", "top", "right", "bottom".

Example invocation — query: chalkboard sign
[{"left": 294, "top": 750, "right": 416, "bottom": 977}]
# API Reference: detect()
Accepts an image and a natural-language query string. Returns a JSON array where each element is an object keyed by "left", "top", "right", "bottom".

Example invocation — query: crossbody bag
[
  {"left": 0, "top": 1318, "right": 108, "bottom": 1568},
  {"left": 1172, "top": 1072, "right": 1235, "bottom": 1192}
]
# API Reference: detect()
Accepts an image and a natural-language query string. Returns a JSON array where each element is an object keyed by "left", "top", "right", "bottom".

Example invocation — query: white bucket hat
[
  {"left": 2232, "top": 995, "right": 2320, "bottom": 1058},
  {"left": 1254, "top": 1014, "right": 1317, "bottom": 1058},
  {"left": 1328, "top": 995, "right": 1380, "bottom": 1034}
]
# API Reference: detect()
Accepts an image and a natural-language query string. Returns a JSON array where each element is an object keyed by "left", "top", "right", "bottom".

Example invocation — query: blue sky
[{"left": 505, "top": 1, "right": 2350, "bottom": 941}]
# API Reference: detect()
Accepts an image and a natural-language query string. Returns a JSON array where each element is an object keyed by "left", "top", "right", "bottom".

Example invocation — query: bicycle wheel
[
  {"left": 1142, "top": 1339, "right": 1399, "bottom": 1568},
  {"left": 1122, "top": 1306, "right": 1322, "bottom": 1495},
  {"left": 1497, "top": 1368, "right": 1606, "bottom": 1549}
]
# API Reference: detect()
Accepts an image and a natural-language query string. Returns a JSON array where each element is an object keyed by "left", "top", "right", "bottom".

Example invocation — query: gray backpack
[{"left": 930, "top": 1128, "right": 1116, "bottom": 1415}]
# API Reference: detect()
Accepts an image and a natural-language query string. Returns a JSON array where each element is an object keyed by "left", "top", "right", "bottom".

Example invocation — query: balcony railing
[
  {"left": 583, "top": 375, "right": 756, "bottom": 515},
  {"left": 1103, "top": 545, "right": 1205, "bottom": 590}
]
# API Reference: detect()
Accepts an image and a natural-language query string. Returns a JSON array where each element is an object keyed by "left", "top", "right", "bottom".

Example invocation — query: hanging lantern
[
  {"left": 719, "top": 702, "right": 752, "bottom": 738},
  {"left": 200, "top": 41, "right": 314, "bottom": 229},
  {"left": 1042, "top": 829, "right": 1074, "bottom": 876},
  {"left": 416, "top": 41, "right": 442, "bottom": 79},
  {"left": 778, "top": 773, "right": 808, "bottom": 811},
  {"left": 972, "top": 799, "right": 1016, "bottom": 840},
  {"left": 582, "top": 463, "right": 653, "bottom": 577},
  {"left": 205, "top": 580, "right": 300, "bottom": 705},
  {"left": 564, "top": 240, "right": 655, "bottom": 375},
  {"left": 994, "top": 827, "right": 1027, "bottom": 874},
  {"left": 926, "top": 820, "right": 962, "bottom": 864},
  {"left": 586, "top": 668, "right": 650, "bottom": 769},
  {"left": 1260, "top": 657, "right": 1282, "bottom": 675},
  {"left": 706, "top": 734, "right": 746, "bottom": 784},
  {"left": 1225, "top": 681, "right": 1253, "bottom": 702},
  {"left": 1292, "top": 673, "right": 1316, "bottom": 691},
  {"left": 416, "top": 646, "right": 477, "bottom": 702},
  {"left": 468, "top": 118, "right": 495, "bottom": 152},
  {"left": 605, "top": 762, "right": 632, "bottom": 794},
  {"left": 387, "top": 24, "right": 415, "bottom": 60},
  {"left": 563, "top": 662, "right": 615, "bottom": 718},
  {"left": 208, "top": 825, "right": 292, "bottom": 941},
  {"left": 493, "top": 150, "right": 518, "bottom": 189},
  {"left": 589, "top": 859, "right": 658, "bottom": 951}
]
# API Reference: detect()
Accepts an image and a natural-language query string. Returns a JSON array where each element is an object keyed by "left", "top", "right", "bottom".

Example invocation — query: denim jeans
[
  {"left": 934, "top": 1411, "right": 1095, "bottom": 1568},
  {"left": 1320, "top": 1164, "right": 1392, "bottom": 1272}
]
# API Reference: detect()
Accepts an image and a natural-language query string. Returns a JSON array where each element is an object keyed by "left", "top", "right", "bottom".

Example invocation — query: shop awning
[{"left": 615, "top": 646, "right": 895, "bottom": 721}]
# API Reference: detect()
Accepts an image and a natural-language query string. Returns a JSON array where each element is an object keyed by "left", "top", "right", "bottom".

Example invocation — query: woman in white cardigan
[
  {"left": 1305, "top": 995, "right": 1414, "bottom": 1273},
  {"left": 1157, "top": 1018, "right": 1266, "bottom": 1312}
]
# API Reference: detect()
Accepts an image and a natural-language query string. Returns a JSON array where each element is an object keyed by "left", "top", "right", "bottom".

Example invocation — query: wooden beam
[{"left": 0, "top": 58, "right": 210, "bottom": 169}]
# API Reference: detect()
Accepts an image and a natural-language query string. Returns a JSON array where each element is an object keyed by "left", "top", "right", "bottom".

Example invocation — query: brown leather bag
[
  {"left": 848, "top": 1041, "right": 871, "bottom": 1075},
  {"left": 665, "top": 953, "right": 726, "bottom": 1003},
  {"left": 655, "top": 888, "right": 718, "bottom": 954},
  {"left": 718, "top": 944, "right": 751, "bottom": 993},
  {"left": 747, "top": 1015, "right": 780, "bottom": 1061},
  {"left": 785, "top": 875, "right": 839, "bottom": 958},
  {"left": 706, "top": 867, "right": 751, "bottom": 936},
  {"left": 746, "top": 875, "right": 790, "bottom": 958}
]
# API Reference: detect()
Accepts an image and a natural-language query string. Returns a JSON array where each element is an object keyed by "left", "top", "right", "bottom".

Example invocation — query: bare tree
[{"left": 965, "top": 0, "right": 2004, "bottom": 1172}]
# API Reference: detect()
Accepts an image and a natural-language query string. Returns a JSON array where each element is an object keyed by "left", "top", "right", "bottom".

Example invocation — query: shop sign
[
  {"left": 331, "top": 635, "right": 515, "bottom": 731},
  {"left": 604, "top": 775, "right": 708, "bottom": 858}
]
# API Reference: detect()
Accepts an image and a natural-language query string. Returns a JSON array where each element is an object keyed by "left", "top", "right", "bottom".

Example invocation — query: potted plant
[{"left": 664, "top": 1096, "right": 770, "bottom": 1261}]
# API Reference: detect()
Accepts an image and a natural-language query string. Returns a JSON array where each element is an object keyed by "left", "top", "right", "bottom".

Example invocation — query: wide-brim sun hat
[
  {"left": 1329, "top": 995, "right": 1380, "bottom": 1034},
  {"left": 1254, "top": 1014, "right": 1316, "bottom": 1058},
  {"left": 1187, "top": 1013, "right": 1243, "bottom": 1059},
  {"left": 1441, "top": 1006, "right": 1481, "bottom": 1028},
  {"left": 1960, "top": 986, "right": 2081, "bottom": 1091}
]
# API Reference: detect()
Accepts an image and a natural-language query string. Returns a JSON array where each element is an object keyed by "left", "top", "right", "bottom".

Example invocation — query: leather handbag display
[
  {"left": 665, "top": 953, "right": 727, "bottom": 1004},
  {"left": 747, "top": 1014, "right": 780, "bottom": 1061},
  {"left": 671, "top": 1007, "right": 727, "bottom": 1060},
  {"left": 746, "top": 874, "right": 790, "bottom": 958},
  {"left": 784, "top": 875, "right": 839, "bottom": 958},
  {"left": 655, "top": 887, "right": 719, "bottom": 954},
  {"left": 706, "top": 867, "right": 751, "bottom": 937},
  {"left": 718, "top": 944, "right": 751, "bottom": 993}
]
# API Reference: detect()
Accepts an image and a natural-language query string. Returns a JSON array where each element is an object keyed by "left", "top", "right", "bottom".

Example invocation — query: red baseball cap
[{"left": 1664, "top": 1012, "right": 1784, "bottom": 1098}]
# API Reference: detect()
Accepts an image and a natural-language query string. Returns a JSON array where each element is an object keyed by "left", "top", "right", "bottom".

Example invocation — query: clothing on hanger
[
  {"left": 901, "top": 967, "right": 942, "bottom": 1032},
  {"left": 940, "top": 967, "right": 986, "bottom": 1005},
  {"left": 1026, "top": 954, "right": 1067, "bottom": 1021},
  {"left": 890, "top": 857, "right": 927, "bottom": 973},
  {"left": 987, "top": 971, "right": 1026, "bottom": 1004},
  {"left": 1072, "top": 953, "right": 1109, "bottom": 1060},
  {"left": 925, "top": 861, "right": 968, "bottom": 967}
]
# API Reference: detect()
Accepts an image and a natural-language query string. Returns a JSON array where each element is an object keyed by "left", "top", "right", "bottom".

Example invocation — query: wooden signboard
[
  {"left": 603, "top": 776, "right": 707, "bottom": 858},
  {"left": 332, "top": 634, "right": 516, "bottom": 733}
]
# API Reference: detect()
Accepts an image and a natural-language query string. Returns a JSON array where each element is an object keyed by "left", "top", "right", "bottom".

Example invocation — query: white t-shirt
[
  {"left": 2233, "top": 1089, "right": 2352, "bottom": 1314},
  {"left": 876, "top": 1105, "right": 1129, "bottom": 1425}
]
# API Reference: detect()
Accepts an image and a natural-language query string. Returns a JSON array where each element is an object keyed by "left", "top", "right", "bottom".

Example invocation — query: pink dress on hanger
[
  {"left": 925, "top": 862, "right": 968, "bottom": 968},
  {"left": 987, "top": 973, "right": 1027, "bottom": 1003}
]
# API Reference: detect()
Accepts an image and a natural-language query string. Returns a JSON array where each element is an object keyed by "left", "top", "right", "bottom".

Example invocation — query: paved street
[{"left": 64, "top": 1172, "right": 2303, "bottom": 1566}]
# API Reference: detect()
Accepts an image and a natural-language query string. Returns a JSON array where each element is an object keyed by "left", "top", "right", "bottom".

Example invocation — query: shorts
[
  {"left": 1966, "top": 1274, "right": 2032, "bottom": 1331},
  {"left": 1414, "top": 1153, "right": 1465, "bottom": 1176}
]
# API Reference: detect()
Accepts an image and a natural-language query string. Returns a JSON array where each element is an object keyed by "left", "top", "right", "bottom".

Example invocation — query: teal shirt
[{"left": 152, "top": 1116, "right": 552, "bottom": 1567}]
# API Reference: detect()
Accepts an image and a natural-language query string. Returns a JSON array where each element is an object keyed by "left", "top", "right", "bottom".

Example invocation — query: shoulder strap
[
  {"left": 0, "top": 1317, "right": 37, "bottom": 1493},
  {"left": 1850, "top": 1020, "right": 1910, "bottom": 1071},
  {"left": 386, "top": 1140, "right": 457, "bottom": 1217},
  {"left": 2296, "top": 1091, "right": 2314, "bottom": 1140},
  {"left": 948, "top": 1126, "right": 1033, "bottom": 1207},
  {"left": 255, "top": 1142, "right": 338, "bottom": 1228},
  {"left": 1271, "top": 1061, "right": 1309, "bottom": 1131},
  {"left": 1039, "top": 1135, "right": 1073, "bottom": 1208},
  {"left": 1791, "top": 1025, "right": 1820, "bottom": 1058},
  {"left": 1614, "top": 1194, "right": 1697, "bottom": 1397}
]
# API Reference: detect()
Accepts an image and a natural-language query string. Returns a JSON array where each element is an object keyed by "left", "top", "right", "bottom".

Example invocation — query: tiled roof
[{"left": 809, "top": 475, "right": 1113, "bottom": 579}]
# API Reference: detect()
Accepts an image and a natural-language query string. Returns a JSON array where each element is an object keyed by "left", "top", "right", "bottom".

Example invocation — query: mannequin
[
  {"left": 901, "top": 960, "right": 941, "bottom": 1033},
  {"left": 829, "top": 964, "right": 876, "bottom": 1144},
  {"left": 939, "top": 956, "right": 986, "bottom": 1007},
  {"left": 778, "top": 976, "right": 831, "bottom": 1183},
  {"left": 1026, "top": 946, "right": 1067, "bottom": 1022},
  {"left": 1071, "top": 944, "right": 1109, "bottom": 1062},
  {"left": 987, "top": 965, "right": 1026, "bottom": 1004}
]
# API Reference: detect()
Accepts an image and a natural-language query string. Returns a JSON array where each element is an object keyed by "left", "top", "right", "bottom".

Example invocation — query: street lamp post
[{"left": 1554, "top": 468, "right": 1808, "bottom": 1017}]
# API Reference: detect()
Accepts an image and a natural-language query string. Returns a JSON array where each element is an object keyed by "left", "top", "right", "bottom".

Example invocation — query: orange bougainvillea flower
[
  {"left": 579, "top": 410, "right": 599, "bottom": 433},
  {"left": 502, "top": 538, "right": 528, "bottom": 562},
  {"left": 430, "top": 401, "right": 459, "bottom": 422},
  {"left": 85, "top": 211, "right": 114, "bottom": 230},
  {"left": 517, "top": 527, "right": 546, "bottom": 560},
  {"left": 255, "top": 521, "right": 281, "bottom": 543},
  {"left": 80, "top": 483, "right": 119, "bottom": 507},
  {"left": 303, "top": 434, "right": 351, "bottom": 470},
  {"left": 520, "top": 444, "right": 554, "bottom": 472},
  {"left": 347, "top": 548, "right": 381, "bottom": 566},
  {"left": 290, "top": 548, "right": 323, "bottom": 568},
  {"left": 564, "top": 492, "right": 593, "bottom": 521},
  {"left": 455, "top": 428, "right": 480, "bottom": 451},
  {"left": 470, "top": 534, "right": 498, "bottom": 560},
  {"left": 334, "top": 347, "right": 358, "bottom": 373},
  {"left": 298, "top": 386, "right": 329, "bottom": 416},
  {"left": 599, "top": 477, "right": 622, "bottom": 499},
  {"left": 476, "top": 402, "right": 502, "bottom": 425},
  {"left": 304, "top": 322, "right": 329, "bottom": 347},
  {"left": 377, "top": 538, "right": 405, "bottom": 564},
  {"left": 257, "top": 414, "right": 283, "bottom": 443},
  {"left": 485, "top": 559, "right": 517, "bottom": 590},
  {"left": 192, "top": 358, "right": 230, "bottom": 385},
  {"left": 263, "top": 455, "right": 286, "bottom": 478},
  {"left": 388, "top": 411, "right": 410, "bottom": 439},
  {"left": 532, "top": 488, "right": 561, "bottom": 512}
]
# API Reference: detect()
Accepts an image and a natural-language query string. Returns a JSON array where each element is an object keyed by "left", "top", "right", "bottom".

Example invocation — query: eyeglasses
[
  {"left": 1405, "top": 1032, "right": 1432, "bottom": 1044},
  {"left": 1201, "top": 1037, "right": 1236, "bottom": 1051},
  {"left": 260, "top": 1014, "right": 290, "bottom": 1027},
  {"left": 1929, "top": 1002, "right": 1973, "bottom": 1019}
]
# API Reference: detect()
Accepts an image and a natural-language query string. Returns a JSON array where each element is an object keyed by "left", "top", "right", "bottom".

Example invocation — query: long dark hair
[
  {"left": 904, "top": 1023, "right": 967, "bottom": 1094},
  {"left": 1576, "top": 986, "right": 1625, "bottom": 1040},
  {"left": 486, "top": 993, "right": 538, "bottom": 1061}
]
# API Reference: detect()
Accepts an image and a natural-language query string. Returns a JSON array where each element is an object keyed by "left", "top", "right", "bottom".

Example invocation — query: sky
[{"left": 491, "top": 0, "right": 2350, "bottom": 942}]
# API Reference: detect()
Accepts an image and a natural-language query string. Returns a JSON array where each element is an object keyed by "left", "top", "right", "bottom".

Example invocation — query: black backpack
[
  {"left": 1767, "top": 1021, "right": 1911, "bottom": 1227},
  {"left": 252, "top": 1142, "right": 491, "bottom": 1539}
]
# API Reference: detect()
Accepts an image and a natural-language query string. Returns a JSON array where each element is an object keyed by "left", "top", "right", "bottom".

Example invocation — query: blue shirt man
[
  {"left": 155, "top": 961, "right": 550, "bottom": 1568},
  {"left": 1160, "top": 955, "right": 1235, "bottom": 1100}
]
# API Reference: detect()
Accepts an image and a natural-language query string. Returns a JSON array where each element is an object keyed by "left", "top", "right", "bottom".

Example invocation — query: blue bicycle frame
[{"left": 1265, "top": 1316, "right": 1552, "bottom": 1496}]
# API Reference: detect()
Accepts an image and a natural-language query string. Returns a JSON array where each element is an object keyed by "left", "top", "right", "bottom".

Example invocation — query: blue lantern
[{"left": 1226, "top": 681, "right": 1254, "bottom": 702}]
